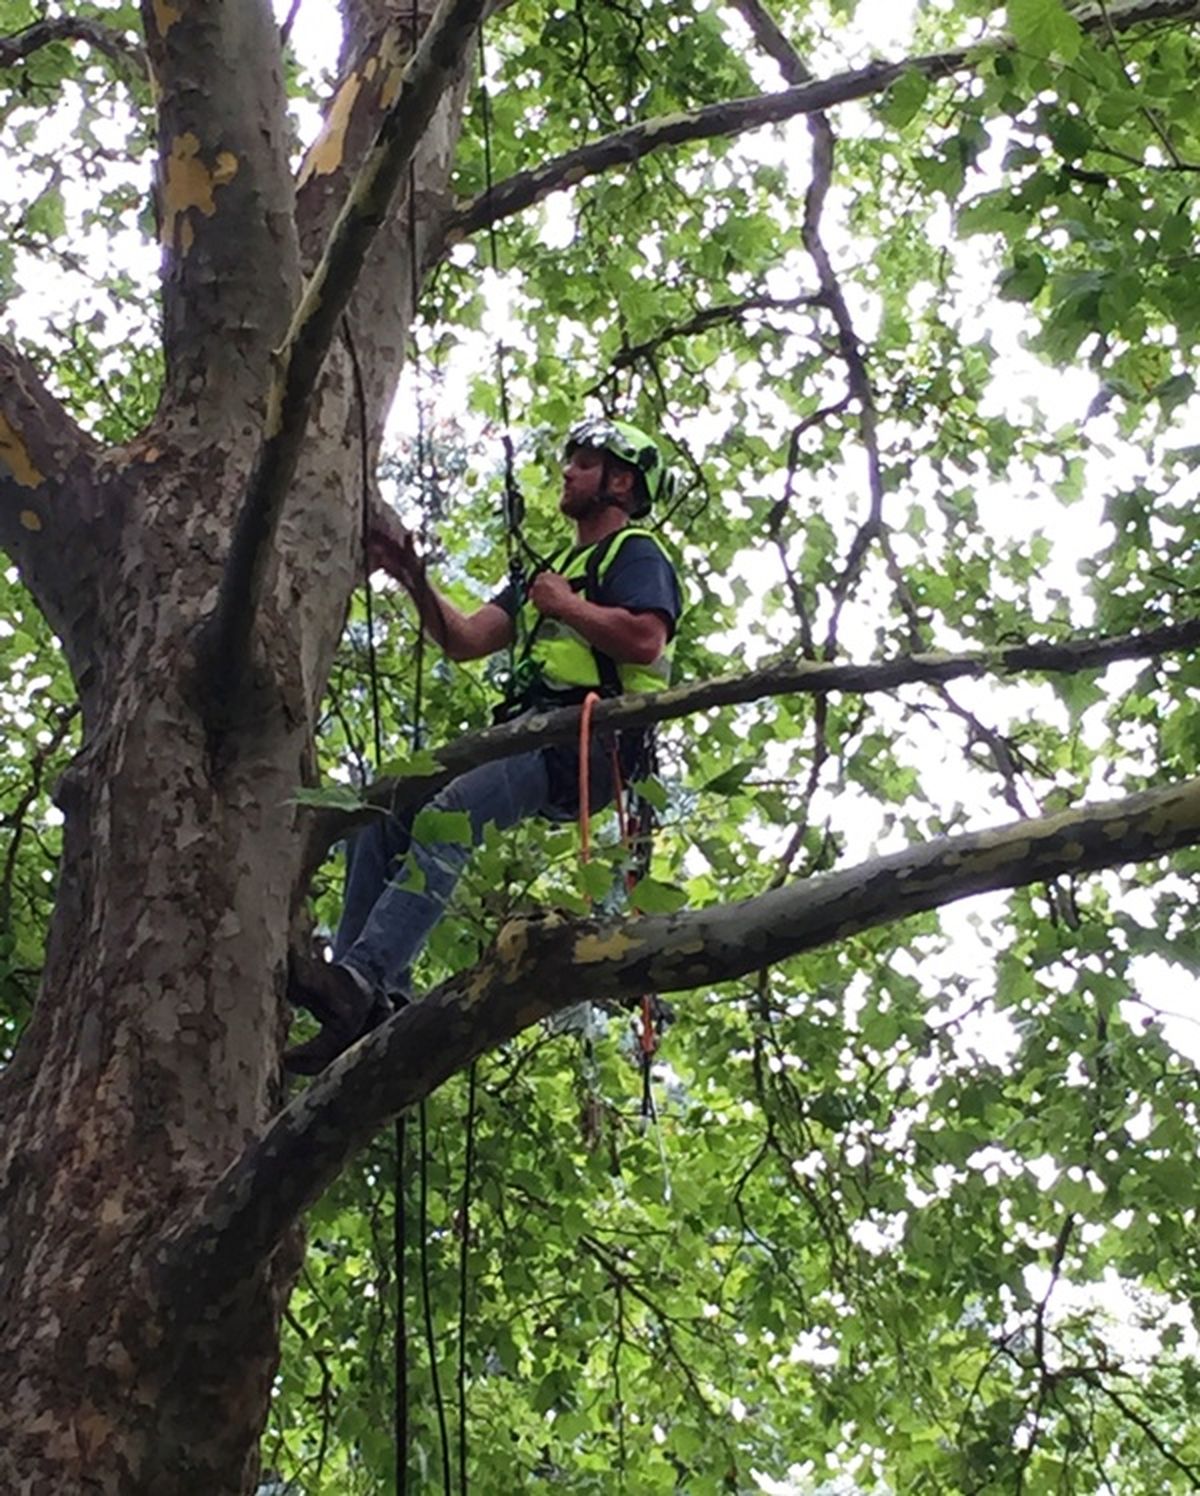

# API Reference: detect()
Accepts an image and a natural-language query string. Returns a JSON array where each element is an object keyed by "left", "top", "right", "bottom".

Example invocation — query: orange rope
[{"left": 577, "top": 691, "right": 602, "bottom": 874}]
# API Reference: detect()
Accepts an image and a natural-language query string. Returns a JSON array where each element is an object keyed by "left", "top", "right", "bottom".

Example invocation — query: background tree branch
[
  {"left": 169, "top": 767, "right": 1200, "bottom": 1312},
  {"left": 445, "top": 0, "right": 1200, "bottom": 241},
  {"left": 0, "top": 15, "right": 146, "bottom": 72},
  {"left": 303, "top": 613, "right": 1200, "bottom": 870}
]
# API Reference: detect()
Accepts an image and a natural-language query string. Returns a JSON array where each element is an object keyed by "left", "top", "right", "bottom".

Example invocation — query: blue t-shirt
[{"left": 491, "top": 533, "right": 682, "bottom": 635}]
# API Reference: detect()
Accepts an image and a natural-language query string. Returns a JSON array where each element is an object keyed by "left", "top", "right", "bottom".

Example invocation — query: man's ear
[{"left": 608, "top": 464, "right": 635, "bottom": 505}]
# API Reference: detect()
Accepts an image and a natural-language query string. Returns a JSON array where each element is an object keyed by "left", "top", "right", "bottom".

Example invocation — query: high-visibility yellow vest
[{"left": 519, "top": 527, "right": 678, "bottom": 698}]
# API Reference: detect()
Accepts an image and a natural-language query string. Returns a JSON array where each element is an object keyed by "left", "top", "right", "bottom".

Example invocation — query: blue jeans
[{"left": 332, "top": 739, "right": 614, "bottom": 998}]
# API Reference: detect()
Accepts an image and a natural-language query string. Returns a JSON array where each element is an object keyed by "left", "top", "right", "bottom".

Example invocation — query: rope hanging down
[
  {"left": 577, "top": 694, "right": 669, "bottom": 1114},
  {"left": 475, "top": 24, "right": 549, "bottom": 712}
]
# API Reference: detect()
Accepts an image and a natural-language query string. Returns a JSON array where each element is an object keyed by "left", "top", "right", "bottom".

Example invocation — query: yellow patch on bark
[
  {"left": 152, "top": 0, "right": 182, "bottom": 34},
  {"left": 160, "top": 134, "right": 240, "bottom": 251},
  {"left": 380, "top": 63, "right": 405, "bottom": 110},
  {"left": 297, "top": 72, "right": 363, "bottom": 186},
  {"left": 494, "top": 918, "right": 529, "bottom": 974},
  {"left": 574, "top": 929, "right": 641, "bottom": 964},
  {"left": 100, "top": 1196, "right": 126, "bottom": 1227},
  {"left": 20, "top": 509, "right": 42, "bottom": 531},
  {"left": 462, "top": 966, "right": 495, "bottom": 1007},
  {"left": 671, "top": 937, "right": 706, "bottom": 957},
  {"left": 0, "top": 412, "right": 45, "bottom": 488},
  {"left": 961, "top": 839, "right": 1030, "bottom": 875}
]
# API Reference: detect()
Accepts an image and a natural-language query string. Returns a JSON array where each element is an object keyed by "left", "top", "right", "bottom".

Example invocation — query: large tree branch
[
  {"left": 197, "top": 0, "right": 489, "bottom": 720},
  {"left": 141, "top": 0, "right": 299, "bottom": 425},
  {"left": 165, "top": 768, "right": 1200, "bottom": 1311},
  {"left": 294, "top": 10, "right": 427, "bottom": 270},
  {"left": 445, "top": 0, "right": 1200, "bottom": 241},
  {"left": 0, "top": 15, "right": 146, "bottom": 72},
  {"left": 0, "top": 340, "right": 104, "bottom": 699},
  {"left": 302, "top": 612, "right": 1200, "bottom": 872}
]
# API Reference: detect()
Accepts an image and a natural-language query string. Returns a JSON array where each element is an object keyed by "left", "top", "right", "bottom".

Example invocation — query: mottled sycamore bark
[{"left": 0, "top": 0, "right": 470, "bottom": 1490}]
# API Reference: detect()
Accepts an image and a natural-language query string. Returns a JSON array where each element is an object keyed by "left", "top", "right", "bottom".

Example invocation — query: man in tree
[{"left": 285, "top": 418, "right": 683, "bottom": 1073}]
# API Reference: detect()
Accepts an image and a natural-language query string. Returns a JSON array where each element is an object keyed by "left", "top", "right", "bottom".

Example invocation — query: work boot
[{"left": 284, "top": 955, "right": 389, "bottom": 1075}]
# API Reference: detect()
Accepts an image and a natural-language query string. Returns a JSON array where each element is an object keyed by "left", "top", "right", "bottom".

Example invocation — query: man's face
[{"left": 560, "top": 445, "right": 608, "bottom": 517}]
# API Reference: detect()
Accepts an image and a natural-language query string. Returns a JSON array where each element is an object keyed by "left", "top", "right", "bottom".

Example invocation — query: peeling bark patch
[
  {"left": 574, "top": 929, "right": 640, "bottom": 964},
  {"left": 0, "top": 412, "right": 45, "bottom": 488},
  {"left": 494, "top": 918, "right": 529, "bottom": 977},
  {"left": 160, "top": 134, "right": 240, "bottom": 251},
  {"left": 380, "top": 64, "right": 405, "bottom": 111},
  {"left": 152, "top": 0, "right": 182, "bottom": 35},
  {"left": 297, "top": 73, "right": 363, "bottom": 185},
  {"left": 19, "top": 509, "right": 43, "bottom": 531}
]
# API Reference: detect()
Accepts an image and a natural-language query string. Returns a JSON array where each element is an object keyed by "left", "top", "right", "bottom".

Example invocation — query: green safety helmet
[{"left": 564, "top": 416, "right": 677, "bottom": 519}]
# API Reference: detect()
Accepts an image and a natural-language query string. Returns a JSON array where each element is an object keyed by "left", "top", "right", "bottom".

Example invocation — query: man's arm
[
  {"left": 369, "top": 504, "right": 514, "bottom": 663},
  {"left": 526, "top": 572, "right": 669, "bottom": 666}
]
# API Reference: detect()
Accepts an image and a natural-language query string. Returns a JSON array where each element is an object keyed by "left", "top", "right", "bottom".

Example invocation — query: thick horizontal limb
[
  {"left": 166, "top": 766, "right": 1200, "bottom": 1312},
  {"left": 198, "top": 0, "right": 489, "bottom": 720},
  {"left": 446, "top": 0, "right": 1200, "bottom": 240},
  {"left": 303, "top": 612, "right": 1200, "bottom": 872}
]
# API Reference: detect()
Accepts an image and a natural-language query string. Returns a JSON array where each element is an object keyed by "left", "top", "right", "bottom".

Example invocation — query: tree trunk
[
  {"left": 0, "top": 447, "right": 313, "bottom": 1491},
  {"left": 0, "top": 0, "right": 476, "bottom": 1478}
]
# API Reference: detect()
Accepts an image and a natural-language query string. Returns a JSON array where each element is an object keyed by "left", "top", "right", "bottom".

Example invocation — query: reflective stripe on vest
[{"left": 521, "top": 527, "right": 677, "bottom": 696}]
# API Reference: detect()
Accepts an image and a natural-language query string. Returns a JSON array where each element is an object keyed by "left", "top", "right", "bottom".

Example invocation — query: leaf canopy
[{"left": 5, "top": 0, "right": 1200, "bottom": 1489}]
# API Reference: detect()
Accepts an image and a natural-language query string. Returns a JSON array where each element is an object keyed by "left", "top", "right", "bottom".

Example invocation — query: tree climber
[{"left": 285, "top": 419, "right": 683, "bottom": 1074}]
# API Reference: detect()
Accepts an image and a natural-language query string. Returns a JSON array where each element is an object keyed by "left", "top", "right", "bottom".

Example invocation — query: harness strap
[{"left": 512, "top": 531, "right": 628, "bottom": 709}]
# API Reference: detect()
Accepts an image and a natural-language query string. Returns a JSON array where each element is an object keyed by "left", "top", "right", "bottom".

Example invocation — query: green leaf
[
  {"left": 412, "top": 808, "right": 473, "bottom": 845},
  {"left": 628, "top": 877, "right": 688, "bottom": 914},
  {"left": 290, "top": 784, "right": 371, "bottom": 811},
  {"left": 578, "top": 860, "right": 613, "bottom": 900},
  {"left": 879, "top": 68, "right": 929, "bottom": 129},
  {"left": 1007, "top": 0, "right": 1082, "bottom": 61},
  {"left": 700, "top": 760, "right": 757, "bottom": 795},
  {"left": 378, "top": 749, "right": 443, "bottom": 779},
  {"left": 630, "top": 776, "right": 669, "bottom": 811},
  {"left": 998, "top": 252, "right": 1047, "bottom": 302},
  {"left": 25, "top": 182, "right": 66, "bottom": 240}
]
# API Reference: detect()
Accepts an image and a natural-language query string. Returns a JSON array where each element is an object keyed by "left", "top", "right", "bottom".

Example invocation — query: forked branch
[{"left": 198, "top": 0, "right": 490, "bottom": 719}]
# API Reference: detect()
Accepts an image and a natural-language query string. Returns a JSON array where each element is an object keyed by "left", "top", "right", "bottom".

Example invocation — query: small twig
[
  {"left": 1094, "top": 0, "right": 1183, "bottom": 168},
  {"left": 0, "top": 16, "right": 146, "bottom": 73},
  {"left": 605, "top": 291, "right": 821, "bottom": 376},
  {"left": 282, "top": 1306, "right": 335, "bottom": 1478},
  {"left": 0, "top": 703, "right": 79, "bottom": 929},
  {"left": 279, "top": 0, "right": 304, "bottom": 49}
]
